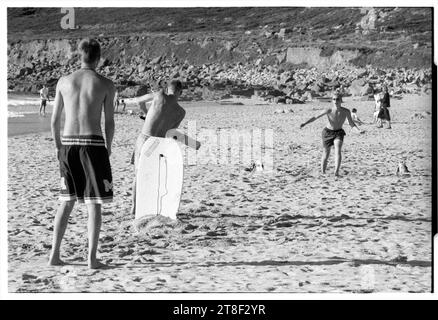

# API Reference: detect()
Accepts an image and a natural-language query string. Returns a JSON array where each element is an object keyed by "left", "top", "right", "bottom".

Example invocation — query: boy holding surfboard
[{"left": 130, "top": 80, "right": 186, "bottom": 216}]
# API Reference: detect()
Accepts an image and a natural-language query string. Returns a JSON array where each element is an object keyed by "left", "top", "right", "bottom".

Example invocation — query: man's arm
[
  {"left": 139, "top": 101, "right": 149, "bottom": 114},
  {"left": 134, "top": 92, "right": 155, "bottom": 105},
  {"left": 133, "top": 92, "right": 155, "bottom": 114},
  {"left": 104, "top": 82, "right": 116, "bottom": 156},
  {"left": 300, "top": 108, "right": 329, "bottom": 128},
  {"left": 51, "top": 80, "right": 64, "bottom": 153}
]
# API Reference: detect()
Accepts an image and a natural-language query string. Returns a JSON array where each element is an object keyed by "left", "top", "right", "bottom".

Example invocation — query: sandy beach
[{"left": 7, "top": 93, "right": 432, "bottom": 293}]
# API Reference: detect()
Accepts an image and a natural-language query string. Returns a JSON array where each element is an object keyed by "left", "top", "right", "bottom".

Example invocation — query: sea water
[{"left": 8, "top": 93, "right": 58, "bottom": 137}]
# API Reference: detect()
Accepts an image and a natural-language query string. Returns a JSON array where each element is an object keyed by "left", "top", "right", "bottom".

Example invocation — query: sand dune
[{"left": 8, "top": 94, "right": 432, "bottom": 293}]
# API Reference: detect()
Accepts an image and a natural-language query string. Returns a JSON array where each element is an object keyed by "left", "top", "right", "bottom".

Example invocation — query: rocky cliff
[{"left": 7, "top": 7, "right": 433, "bottom": 103}]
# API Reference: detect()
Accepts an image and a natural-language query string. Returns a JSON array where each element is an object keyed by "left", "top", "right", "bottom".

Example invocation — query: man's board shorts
[
  {"left": 130, "top": 133, "right": 151, "bottom": 171},
  {"left": 322, "top": 127, "right": 346, "bottom": 148},
  {"left": 58, "top": 135, "right": 113, "bottom": 204},
  {"left": 41, "top": 99, "right": 47, "bottom": 107}
]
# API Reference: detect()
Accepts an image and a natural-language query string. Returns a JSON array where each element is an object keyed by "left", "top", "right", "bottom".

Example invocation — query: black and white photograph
[{"left": 2, "top": 1, "right": 436, "bottom": 298}]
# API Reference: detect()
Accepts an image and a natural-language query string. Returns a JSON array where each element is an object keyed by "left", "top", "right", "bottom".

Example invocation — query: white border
[{"left": 1, "top": 0, "right": 436, "bottom": 301}]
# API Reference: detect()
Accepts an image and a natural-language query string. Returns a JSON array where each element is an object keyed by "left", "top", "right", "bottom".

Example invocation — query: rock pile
[{"left": 7, "top": 36, "right": 432, "bottom": 104}]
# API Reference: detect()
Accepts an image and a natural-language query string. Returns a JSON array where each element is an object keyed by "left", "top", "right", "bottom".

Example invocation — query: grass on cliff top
[{"left": 7, "top": 7, "right": 432, "bottom": 43}]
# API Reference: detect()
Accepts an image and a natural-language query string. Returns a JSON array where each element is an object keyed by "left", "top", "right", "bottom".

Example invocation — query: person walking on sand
[
  {"left": 376, "top": 85, "right": 392, "bottom": 129},
  {"left": 129, "top": 80, "right": 186, "bottom": 216},
  {"left": 39, "top": 84, "right": 50, "bottom": 116},
  {"left": 300, "top": 92, "right": 364, "bottom": 177},
  {"left": 49, "top": 38, "right": 115, "bottom": 269},
  {"left": 351, "top": 108, "right": 365, "bottom": 126},
  {"left": 114, "top": 90, "right": 120, "bottom": 112}
]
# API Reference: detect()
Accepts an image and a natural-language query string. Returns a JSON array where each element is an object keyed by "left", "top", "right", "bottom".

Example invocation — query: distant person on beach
[
  {"left": 39, "top": 84, "right": 50, "bottom": 116},
  {"left": 49, "top": 38, "right": 115, "bottom": 269},
  {"left": 114, "top": 90, "right": 120, "bottom": 112},
  {"left": 121, "top": 99, "right": 126, "bottom": 112},
  {"left": 376, "top": 85, "right": 392, "bottom": 129},
  {"left": 129, "top": 80, "right": 186, "bottom": 216},
  {"left": 300, "top": 92, "right": 364, "bottom": 177},
  {"left": 351, "top": 108, "right": 365, "bottom": 126},
  {"left": 373, "top": 92, "right": 381, "bottom": 124}
]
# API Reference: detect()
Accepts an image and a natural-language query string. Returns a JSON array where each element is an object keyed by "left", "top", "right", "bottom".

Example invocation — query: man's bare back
[
  {"left": 140, "top": 90, "right": 185, "bottom": 137},
  {"left": 58, "top": 69, "right": 115, "bottom": 137}
]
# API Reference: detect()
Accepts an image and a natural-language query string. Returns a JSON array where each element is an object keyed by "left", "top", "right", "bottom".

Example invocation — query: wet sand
[{"left": 7, "top": 94, "right": 432, "bottom": 293}]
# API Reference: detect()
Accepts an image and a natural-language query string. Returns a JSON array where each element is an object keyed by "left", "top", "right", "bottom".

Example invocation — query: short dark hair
[
  {"left": 168, "top": 80, "right": 183, "bottom": 92},
  {"left": 352, "top": 108, "right": 357, "bottom": 113},
  {"left": 78, "top": 38, "right": 101, "bottom": 63}
]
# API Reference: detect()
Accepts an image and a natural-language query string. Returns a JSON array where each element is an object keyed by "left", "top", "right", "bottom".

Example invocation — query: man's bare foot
[
  {"left": 48, "top": 256, "right": 65, "bottom": 266},
  {"left": 88, "top": 259, "right": 107, "bottom": 270}
]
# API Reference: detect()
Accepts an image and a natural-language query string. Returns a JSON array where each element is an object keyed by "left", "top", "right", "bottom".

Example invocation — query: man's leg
[
  {"left": 387, "top": 120, "right": 392, "bottom": 129},
  {"left": 48, "top": 200, "right": 75, "bottom": 266},
  {"left": 386, "top": 109, "right": 392, "bottom": 129},
  {"left": 321, "top": 146, "right": 331, "bottom": 174},
  {"left": 86, "top": 203, "right": 105, "bottom": 269},
  {"left": 39, "top": 101, "right": 43, "bottom": 115},
  {"left": 334, "top": 138, "right": 343, "bottom": 176}
]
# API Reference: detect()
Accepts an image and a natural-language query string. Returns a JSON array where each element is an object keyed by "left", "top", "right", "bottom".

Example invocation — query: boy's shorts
[
  {"left": 322, "top": 127, "right": 346, "bottom": 148},
  {"left": 58, "top": 135, "right": 113, "bottom": 204}
]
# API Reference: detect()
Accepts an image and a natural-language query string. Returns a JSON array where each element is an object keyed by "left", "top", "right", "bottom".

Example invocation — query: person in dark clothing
[{"left": 377, "top": 86, "right": 391, "bottom": 129}]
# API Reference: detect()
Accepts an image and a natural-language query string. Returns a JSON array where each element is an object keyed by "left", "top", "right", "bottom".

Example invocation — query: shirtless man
[
  {"left": 130, "top": 80, "right": 186, "bottom": 216},
  {"left": 300, "top": 92, "right": 364, "bottom": 176},
  {"left": 49, "top": 38, "right": 115, "bottom": 269}
]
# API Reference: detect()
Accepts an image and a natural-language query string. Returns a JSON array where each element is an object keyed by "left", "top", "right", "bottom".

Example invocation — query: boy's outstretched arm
[
  {"left": 300, "top": 108, "right": 329, "bottom": 128},
  {"left": 134, "top": 93, "right": 156, "bottom": 114},
  {"left": 134, "top": 92, "right": 155, "bottom": 104}
]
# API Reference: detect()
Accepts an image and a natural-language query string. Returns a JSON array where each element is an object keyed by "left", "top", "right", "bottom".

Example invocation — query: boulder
[
  {"left": 138, "top": 64, "right": 148, "bottom": 73},
  {"left": 150, "top": 56, "right": 162, "bottom": 64},
  {"left": 349, "top": 79, "right": 372, "bottom": 96}
]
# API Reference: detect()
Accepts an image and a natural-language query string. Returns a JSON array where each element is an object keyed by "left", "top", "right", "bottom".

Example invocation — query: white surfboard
[{"left": 135, "top": 137, "right": 184, "bottom": 220}]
